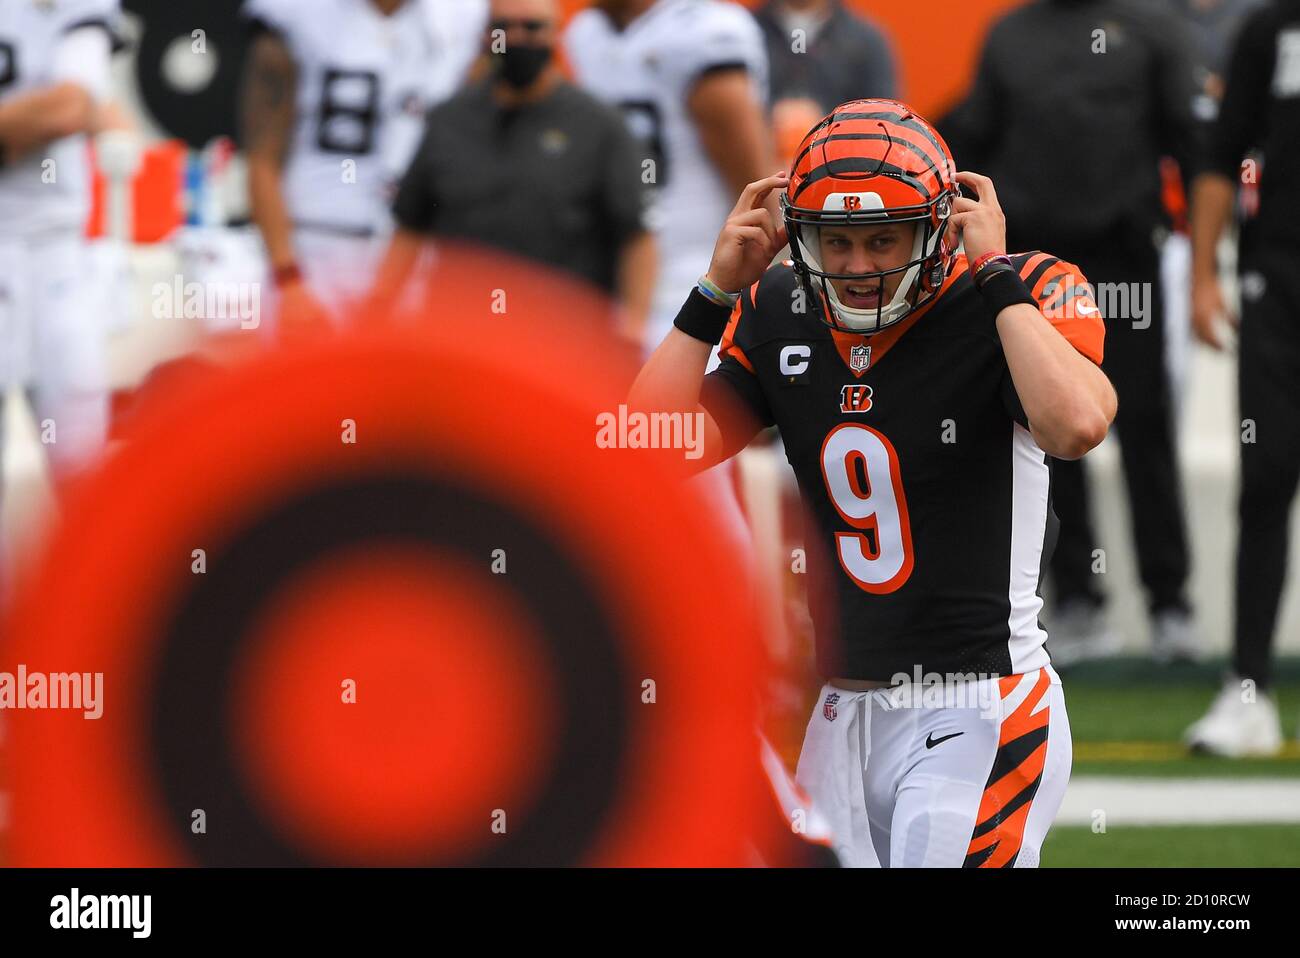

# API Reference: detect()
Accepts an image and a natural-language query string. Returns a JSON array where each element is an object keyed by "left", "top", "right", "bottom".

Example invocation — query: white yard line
[{"left": 1058, "top": 776, "right": 1300, "bottom": 826}]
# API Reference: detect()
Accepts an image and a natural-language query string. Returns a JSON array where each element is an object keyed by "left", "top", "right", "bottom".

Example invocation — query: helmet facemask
[{"left": 784, "top": 192, "right": 954, "bottom": 335}]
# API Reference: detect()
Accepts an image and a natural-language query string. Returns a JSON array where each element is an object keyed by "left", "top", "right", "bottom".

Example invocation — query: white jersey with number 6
[{"left": 564, "top": 0, "right": 768, "bottom": 353}]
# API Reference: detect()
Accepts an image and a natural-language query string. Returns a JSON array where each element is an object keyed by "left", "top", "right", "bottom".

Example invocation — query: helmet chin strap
[{"left": 821, "top": 225, "right": 928, "bottom": 333}]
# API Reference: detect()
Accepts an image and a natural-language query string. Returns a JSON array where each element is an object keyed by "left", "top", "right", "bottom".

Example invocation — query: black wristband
[
  {"left": 673, "top": 287, "right": 734, "bottom": 345},
  {"left": 977, "top": 267, "right": 1037, "bottom": 321},
  {"left": 972, "top": 256, "right": 1013, "bottom": 290}
]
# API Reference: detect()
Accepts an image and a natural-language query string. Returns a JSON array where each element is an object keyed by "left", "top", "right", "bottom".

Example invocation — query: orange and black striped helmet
[{"left": 782, "top": 99, "right": 959, "bottom": 334}]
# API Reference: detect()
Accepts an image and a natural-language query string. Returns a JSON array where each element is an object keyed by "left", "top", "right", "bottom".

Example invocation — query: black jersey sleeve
[
  {"left": 1000, "top": 371, "right": 1029, "bottom": 428},
  {"left": 699, "top": 285, "right": 775, "bottom": 457}
]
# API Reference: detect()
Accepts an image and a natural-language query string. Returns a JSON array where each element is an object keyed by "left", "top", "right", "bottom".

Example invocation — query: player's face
[
  {"left": 818, "top": 223, "right": 916, "bottom": 312},
  {"left": 490, "top": 0, "right": 558, "bottom": 46}
]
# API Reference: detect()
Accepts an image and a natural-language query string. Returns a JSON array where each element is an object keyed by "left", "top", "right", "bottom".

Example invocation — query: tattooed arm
[{"left": 241, "top": 30, "right": 299, "bottom": 274}]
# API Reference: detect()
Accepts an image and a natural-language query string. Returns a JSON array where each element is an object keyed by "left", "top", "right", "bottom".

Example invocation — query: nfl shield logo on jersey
[
  {"left": 850, "top": 344, "right": 871, "bottom": 372},
  {"left": 823, "top": 692, "right": 840, "bottom": 721}
]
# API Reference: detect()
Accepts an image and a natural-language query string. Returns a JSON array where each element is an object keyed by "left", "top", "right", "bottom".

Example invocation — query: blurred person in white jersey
[
  {"left": 564, "top": 0, "right": 773, "bottom": 355},
  {"left": 565, "top": 0, "right": 774, "bottom": 558},
  {"left": 240, "top": 0, "right": 486, "bottom": 333},
  {"left": 0, "top": 0, "right": 123, "bottom": 574}
]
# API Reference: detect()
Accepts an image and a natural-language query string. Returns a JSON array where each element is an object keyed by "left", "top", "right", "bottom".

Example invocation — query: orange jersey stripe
[
  {"left": 965, "top": 671, "right": 1053, "bottom": 868},
  {"left": 1031, "top": 259, "right": 1105, "bottom": 366},
  {"left": 982, "top": 803, "right": 1034, "bottom": 867},
  {"left": 1018, "top": 252, "right": 1055, "bottom": 283},
  {"left": 999, "top": 669, "right": 1051, "bottom": 742},
  {"left": 717, "top": 282, "right": 760, "bottom": 373},
  {"left": 974, "top": 737, "right": 1049, "bottom": 827}
]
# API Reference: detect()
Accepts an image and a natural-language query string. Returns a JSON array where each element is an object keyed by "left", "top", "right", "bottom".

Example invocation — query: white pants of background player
[
  {"left": 271, "top": 228, "right": 441, "bottom": 333},
  {"left": 295, "top": 229, "right": 388, "bottom": 316},
  {"left": 796, "top": 665, "right": 1072, "bottom": 868},
  {"left": 249, "top": 229, "right": 388, "bottom": 339},
  {"left": 1160, "top": 232, "right": 1192, "bottom": 416},
  {"left": 0, "top": 232, "right": 109, "bottom": 475},
  {"left": 0, "top": 233, "right": 109, "bottom": 595},
  {"left": 182, "top": 226, "right": 391, "bottom": 337}
]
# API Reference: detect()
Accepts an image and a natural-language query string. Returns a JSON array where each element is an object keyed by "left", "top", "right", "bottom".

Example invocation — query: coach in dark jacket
[
  {"left": 374, "top": 0, "right": 654, "bottom": 338},
  {"left": 941, "top": 0, "right": 1204, "bottom": 665},
  {"left": 1185, "top": 0, "right": 1300, "bottom": 756}
]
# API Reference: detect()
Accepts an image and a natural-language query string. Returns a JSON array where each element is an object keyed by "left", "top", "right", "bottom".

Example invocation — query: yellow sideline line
[{"left": 1075, "top": 741, "right": 1300, "bottom": 761}]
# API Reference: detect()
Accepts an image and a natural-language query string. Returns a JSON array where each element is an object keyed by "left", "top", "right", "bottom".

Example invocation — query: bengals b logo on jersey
[{"left": 840, "top": 384, "right": 874, "bottom": 414}]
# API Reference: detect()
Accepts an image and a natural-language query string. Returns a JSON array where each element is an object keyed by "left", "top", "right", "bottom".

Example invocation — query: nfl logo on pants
[{"left": 823, "top": 692, "right": 840, "bottom": 721}]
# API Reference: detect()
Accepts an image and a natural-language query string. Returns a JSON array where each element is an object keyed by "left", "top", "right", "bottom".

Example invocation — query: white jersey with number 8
[{"left": 242, "top": 0, "right": 485, "bottom": 237}]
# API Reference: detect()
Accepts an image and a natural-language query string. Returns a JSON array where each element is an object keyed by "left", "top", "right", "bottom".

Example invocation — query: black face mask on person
[{"left": 496, "top": 43, "right": 553, "bottom": 89}]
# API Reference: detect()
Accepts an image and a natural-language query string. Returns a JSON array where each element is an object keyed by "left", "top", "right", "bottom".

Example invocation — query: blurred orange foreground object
[{"left": 2, "top": 250, "right": 768, "bottom": 867}]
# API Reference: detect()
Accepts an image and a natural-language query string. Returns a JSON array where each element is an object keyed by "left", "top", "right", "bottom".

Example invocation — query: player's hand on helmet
[
  {"left": 704, "top": 171, "right": 789, "bottom": 294},
  {"left": 1191, "top": 272, "right": 1237, "bottom": 351},
  {"left": 946, "top": 171, "right": 1007, "bottom": 263}
]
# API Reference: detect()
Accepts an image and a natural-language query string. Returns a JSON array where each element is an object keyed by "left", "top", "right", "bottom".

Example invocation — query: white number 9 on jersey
[{"left": 820, "top": 424, "right": 914, "bottom": 593}]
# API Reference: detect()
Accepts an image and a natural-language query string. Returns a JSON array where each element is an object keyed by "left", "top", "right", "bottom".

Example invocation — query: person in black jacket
[
  {"left": 1185, "top": 0, "right": 1300, "bottom": 757},
  {"left": 753, "top": 0, "right": 897, "bottom": 112},
  {"left": 941, "top": 0, "right": 1203, "bottom": 666}
]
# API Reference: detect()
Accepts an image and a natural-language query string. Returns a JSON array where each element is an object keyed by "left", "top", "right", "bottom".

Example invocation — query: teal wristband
[{"left": 697, "top": 275, "right": 740, "bottom": 308}]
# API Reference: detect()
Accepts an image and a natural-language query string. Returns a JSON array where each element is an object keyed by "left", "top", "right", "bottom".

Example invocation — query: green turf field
[
  {"left": 1044, "top": 825, "right": 1300, "bottom": 867},
  {"left": 1044, "top": 657, "right": 1300, "bottom": 867},
  {"left": 1061, "top": 657, "right": 1300, "bottom": 779}
]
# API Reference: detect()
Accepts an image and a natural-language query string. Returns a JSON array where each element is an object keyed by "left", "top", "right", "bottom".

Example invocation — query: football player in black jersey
[{"left": 630, "top": 100, "right": 1116, "bottom": 867}]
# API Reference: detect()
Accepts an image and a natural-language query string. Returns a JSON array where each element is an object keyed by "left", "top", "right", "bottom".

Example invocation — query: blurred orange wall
[
  {"left": 555, "top": 0, "right": 1024, "bottom": 118},
  {"left": 845, "top": 0, "right": 1022, "bottom": 116}
]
